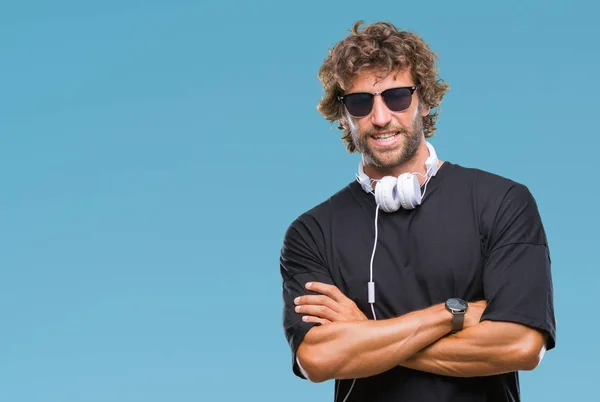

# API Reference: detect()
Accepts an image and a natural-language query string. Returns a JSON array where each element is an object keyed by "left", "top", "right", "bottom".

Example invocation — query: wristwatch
[{"left": 445, "top": 298, "right": 468, "bottom": 332}]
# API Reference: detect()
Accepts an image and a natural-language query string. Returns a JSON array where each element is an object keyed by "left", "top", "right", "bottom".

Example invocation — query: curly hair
[{"left": 317, "top": 20, "right": 450, "bottom": 153}]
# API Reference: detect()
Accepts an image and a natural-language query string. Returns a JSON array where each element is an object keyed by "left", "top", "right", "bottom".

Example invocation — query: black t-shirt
[{"left": 279, "top": 161, "right": 556, "bottom": 402}]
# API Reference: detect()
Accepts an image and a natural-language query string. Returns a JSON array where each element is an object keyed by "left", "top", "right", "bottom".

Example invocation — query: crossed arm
[
  {"left": 399, "top": 319, "right": 546, "bottom": 377},
  {"left": 294, "top": 282, "right": 547, "bottom": 383}
]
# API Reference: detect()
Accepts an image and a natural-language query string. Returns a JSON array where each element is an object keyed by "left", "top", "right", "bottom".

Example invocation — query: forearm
[
  {"left": 297, "top": 303, "right": 451, "bottom": 382},
  {"left": 399, "top": 321, "right": 546, "bottom": 377}
]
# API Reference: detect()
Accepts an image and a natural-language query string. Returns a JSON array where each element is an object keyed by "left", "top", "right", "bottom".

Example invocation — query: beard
[{"left": 349, "top": 111, "right": 424, "bottom": 170}]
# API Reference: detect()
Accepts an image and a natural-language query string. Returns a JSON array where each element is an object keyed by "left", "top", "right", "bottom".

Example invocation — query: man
[{"left": 279, "top": 20, "right": 556, "bottom": 402}]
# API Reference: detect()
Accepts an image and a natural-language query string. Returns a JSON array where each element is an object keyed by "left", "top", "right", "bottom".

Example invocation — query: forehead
[{"left": 347, "top": 68, "right": 414, "bottom": 93}]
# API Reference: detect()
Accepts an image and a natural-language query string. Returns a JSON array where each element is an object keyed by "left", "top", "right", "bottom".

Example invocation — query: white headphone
[{"left": 356, "top": 141, "right": 439, "bottom": 212}]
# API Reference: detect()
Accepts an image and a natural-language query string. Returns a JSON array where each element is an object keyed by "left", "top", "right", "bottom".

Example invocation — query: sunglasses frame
[{"left": 337, "top": 85, "right": 419, "bottom": 118}]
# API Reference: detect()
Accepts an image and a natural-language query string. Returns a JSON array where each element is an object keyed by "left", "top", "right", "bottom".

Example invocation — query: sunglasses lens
[
  {"left": 383, "top": 87, "right": 413, "bottom": 112},
  {"left": 343, "top": 93, "right": 373, "bottom": 117}
]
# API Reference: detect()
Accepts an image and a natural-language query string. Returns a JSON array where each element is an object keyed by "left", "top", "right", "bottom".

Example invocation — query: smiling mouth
[
  {"left": 372, "top": 132, "right": 398, "bottom": 141},
  {"left": 369, "top": 131, "right": 402, "bottom": 146}
]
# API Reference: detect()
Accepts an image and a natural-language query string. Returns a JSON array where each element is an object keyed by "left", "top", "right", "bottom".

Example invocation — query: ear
[
  {"left": 338, "top": 117, "right": 348, "bottom": 130},
  {"left": 420, "top": 105, "right": 430, "bottom": 117}
]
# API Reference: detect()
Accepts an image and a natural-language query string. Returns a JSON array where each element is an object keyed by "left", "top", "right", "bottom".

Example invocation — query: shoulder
[
  {"left": 444, "top": 163, "right": 546, "bottom": 247},
  {"left": 281, "top": 182, "right": 358, "bottom": 244},
  {"left": 443, "top": 162, "right": 519, "bottom": 191},
  {"left": 443, "top": 162, "right": 536, "bottom": 207}
]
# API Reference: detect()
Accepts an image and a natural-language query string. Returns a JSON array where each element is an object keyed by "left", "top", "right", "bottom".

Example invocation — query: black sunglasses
[{"left": 337, "top": 86, "right": 418, "bottom": 118}]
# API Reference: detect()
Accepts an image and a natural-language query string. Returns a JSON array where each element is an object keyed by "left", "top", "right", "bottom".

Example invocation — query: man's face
[{"left": 344, "top": 68, "right": 429, "bottom": 169}]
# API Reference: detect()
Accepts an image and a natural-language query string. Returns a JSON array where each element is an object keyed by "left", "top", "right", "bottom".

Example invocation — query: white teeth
[{"left": 373, "top": 133, "right": 397, "bottom": 140}]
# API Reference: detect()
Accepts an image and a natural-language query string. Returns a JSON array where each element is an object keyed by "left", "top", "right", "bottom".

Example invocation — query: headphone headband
[
  {"left": 356, "top": 158, "right": 373, "bottom": 193},
  {"left": 424, "top": 141, "right": 439, "bottom": 177}
]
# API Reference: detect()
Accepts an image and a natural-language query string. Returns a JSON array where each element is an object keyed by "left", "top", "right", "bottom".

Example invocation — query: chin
[{"left": 367, "top": 151, "right": 404, "bottom": 169}]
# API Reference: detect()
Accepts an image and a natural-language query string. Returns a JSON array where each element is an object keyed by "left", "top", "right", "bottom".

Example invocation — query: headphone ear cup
[
  {"left": 375, "top": 176, "right": 401, "bottom": 212},
  {"left": 397, "top": 173, "right": 422, "bottom": 209}
]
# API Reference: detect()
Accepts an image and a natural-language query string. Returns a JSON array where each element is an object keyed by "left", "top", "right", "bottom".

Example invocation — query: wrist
[{"left": 433, "top": 303, "right": 454, "bottom": 333}]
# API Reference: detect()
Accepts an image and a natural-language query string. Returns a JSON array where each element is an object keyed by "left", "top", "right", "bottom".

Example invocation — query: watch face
[{"left": 446, "top": 298, "right": 468, "bottom": 312}]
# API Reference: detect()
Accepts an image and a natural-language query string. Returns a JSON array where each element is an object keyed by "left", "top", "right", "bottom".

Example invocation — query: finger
[
  {"left": 296, "top": 304, "right": 338, "bottom": 322},
  {"left": 305, "top": 282, "right": 347, "bottom": 303},
  {"left": 302, "top": 315, "right": 331, "bottom": 325},
  {"left": 295, "top": 295, "right": 341, "bottom": 312}
]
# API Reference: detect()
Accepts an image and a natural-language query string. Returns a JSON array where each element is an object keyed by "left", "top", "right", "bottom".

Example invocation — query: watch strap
[{"left": 452, "top": 312, "right": 464, "bottom": 332}]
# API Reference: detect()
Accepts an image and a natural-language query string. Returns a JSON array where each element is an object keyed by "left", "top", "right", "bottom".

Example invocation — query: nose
[{"left": 370, "top": 94, "right": 392, "bottom": 128}]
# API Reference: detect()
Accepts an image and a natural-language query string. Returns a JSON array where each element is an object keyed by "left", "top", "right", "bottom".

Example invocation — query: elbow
[
  {"left": 515, "top": 331, "right": 547, "bottom": 371},
  {"left": 520, "top": 344, "right": 546, "bottom": 371},
  {"left": 296, "top": 343, "right": 335, "bottom": 383}
]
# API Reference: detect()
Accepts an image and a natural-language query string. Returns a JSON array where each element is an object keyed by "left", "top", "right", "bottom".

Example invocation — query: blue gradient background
[{"left": 1, "top": 1, "right": 597, "bottom": 401}]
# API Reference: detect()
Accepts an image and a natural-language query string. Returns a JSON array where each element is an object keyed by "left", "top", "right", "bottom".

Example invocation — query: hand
[
  {"left": 464, "top": 300, "right": 487, "bottom": 328},
  {"left": 294, "top": 281, "right": 369, "bottom": 325}
]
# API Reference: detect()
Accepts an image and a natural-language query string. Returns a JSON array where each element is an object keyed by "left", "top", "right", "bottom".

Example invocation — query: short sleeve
[
  {"left": 480, "top": 184, "right": 556, "bottom": 350},
  {"left": 280, "top": 215, "right": 335, "bottom": 379}
]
